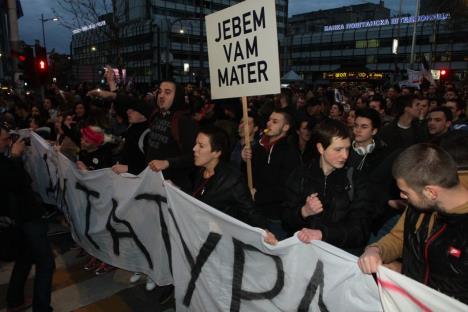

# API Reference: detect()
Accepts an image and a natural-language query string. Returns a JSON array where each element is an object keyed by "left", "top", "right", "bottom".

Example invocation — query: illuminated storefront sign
[
  {"left": 73, "top": 21, "right": 107, "bottom": 34},
  {"left": 324, "top": 13, "right": 450, "bottom": 32},
  {"left": 323, "top": 72, "right": 385, "bottom": 80}
]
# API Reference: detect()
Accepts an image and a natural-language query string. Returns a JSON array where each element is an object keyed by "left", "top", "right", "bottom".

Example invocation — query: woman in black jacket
[{"left": 192, "top": 126, "right": 275, "bottom": 242}]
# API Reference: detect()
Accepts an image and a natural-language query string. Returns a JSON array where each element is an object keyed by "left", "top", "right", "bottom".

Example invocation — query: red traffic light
[
  {"left": 39, "top": 60, "right": 46, "bottom": 70},
  {"left": 18, "top": 55, "right": 26, "bottom": 62},
  {"left": 440, "top": 69, "right": 447, "bottom": 76}
]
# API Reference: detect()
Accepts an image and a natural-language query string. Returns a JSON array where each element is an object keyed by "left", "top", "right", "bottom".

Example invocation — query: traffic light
[
  {"left": 440, "top": 69, "right": 447, "bottom": 76},
  {"left": 35, "top": 44, "right": 48, "bottom": 82}
]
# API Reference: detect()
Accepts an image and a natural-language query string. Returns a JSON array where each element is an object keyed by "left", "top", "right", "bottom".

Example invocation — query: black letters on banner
[
  {"left": 297, "top": 260, "right": 329, "bottom": 312},
  {"left": 75, "top": 182, "right": 101, "bottom": 250},
  {"left": 135, "top": 193, "right": 171, "bottom": 271},
  {"left": 106, "top": 198, "right": 153, "bottom": 269},
  {"left": 43, "top": 153, "right": 59, "bottom": 200},
  {"left": 230, "top": 238, "right": 284, "bottom": 312},
  {"left": 161, "top": 206, "right": 222, "bottom": 307},
  {"left": 182, "top": 232, "right": 221, "bottom": 306},
  {"left": 60, "top": 178, "right": 81, "bottom": 242}
]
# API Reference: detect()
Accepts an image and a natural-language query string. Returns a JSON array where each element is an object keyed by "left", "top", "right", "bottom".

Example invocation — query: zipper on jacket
[
  {"left": 323, "top": 175, "right": 328, "bottom": 195},
  {"left": 423, "top": 223, "right": 447, "bottom": 285}
]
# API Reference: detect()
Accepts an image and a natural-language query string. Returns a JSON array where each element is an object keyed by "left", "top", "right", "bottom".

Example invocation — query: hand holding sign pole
[{"left": 206, "top": 0, "right": 280, "bottom": 191}]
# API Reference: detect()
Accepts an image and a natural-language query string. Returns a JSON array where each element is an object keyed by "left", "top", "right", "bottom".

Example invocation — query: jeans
[{"left": 7, "top": 220, "right": 55, "bottom": 312}]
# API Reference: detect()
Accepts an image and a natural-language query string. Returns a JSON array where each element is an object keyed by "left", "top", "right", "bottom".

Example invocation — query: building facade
[
  {"left": 285, "top": 1, "right": 468, "bottom": 84},
  {"left": 71, "top": 0, "right": 288, "bottom": 87}
]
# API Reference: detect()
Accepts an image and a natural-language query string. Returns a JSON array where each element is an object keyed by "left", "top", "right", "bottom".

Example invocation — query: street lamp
[{"left": 40, "top": 14, "right": 59, "bottom": 54}]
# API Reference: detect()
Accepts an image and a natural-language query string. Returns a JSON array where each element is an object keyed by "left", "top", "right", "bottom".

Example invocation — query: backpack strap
[{"left": 138, "top": 129, "right": 150, "bottom": 154}]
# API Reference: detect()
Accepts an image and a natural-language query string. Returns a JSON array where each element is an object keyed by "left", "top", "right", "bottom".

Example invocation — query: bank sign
[
  {"left": 205, "top": 0, "right": 281, "bottom": 99},
  {"left": 324, "top": 13, "right": 450, "bottom": 32}
]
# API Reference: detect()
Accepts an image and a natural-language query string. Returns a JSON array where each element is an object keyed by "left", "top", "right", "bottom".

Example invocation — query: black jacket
[
  {"left": 402, "top": 206, "right": 468, "bottom": 304},
  {"left": 146, "top": 84, "right": 197, "bottom": 191},
  {"left": 283, "top": 159, "right": 372, "bottom": 252},
  {"left": 119, "top": 122, "right": 148, "bottom": 175},
  {"left": 0, "top": 155, "right": 44, "bottom": 224},
  {"left": 78, "top": 144, "right": 113, "bottom": 170},
  {"left": 378, "top": 120, "right": 425, "bottom": 154},
  {"left": 250, "top": 136, "right": 302, "bottom": 220},
  {"left": 193, "top": 161, "right": 266, "bottom": 228}
]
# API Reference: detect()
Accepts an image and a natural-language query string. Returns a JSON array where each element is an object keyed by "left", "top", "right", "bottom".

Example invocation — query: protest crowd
[{"left": 1, "top": 67, "right": 468, "bottom": 311}]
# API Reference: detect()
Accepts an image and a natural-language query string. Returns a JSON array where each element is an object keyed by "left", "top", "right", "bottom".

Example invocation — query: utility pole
[
  {"left": 410, "top": 0, "right": 421, "bottom": 67},
  {"left": 6, "top": 0, "right": 23, "bottom": 92}
]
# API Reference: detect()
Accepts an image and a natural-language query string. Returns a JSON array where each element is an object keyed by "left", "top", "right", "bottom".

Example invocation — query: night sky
[{"left": 19, "top": 0, "right": 417, "bottom": 54}]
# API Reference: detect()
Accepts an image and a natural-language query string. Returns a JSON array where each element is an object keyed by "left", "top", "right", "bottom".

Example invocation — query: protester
[
  {"left": 111, "top": 97, "right": 153, "bottom": 175},
  {"left": 426, "top": 106, "right": 452, "bottom": 144},
  {"left": 284, "top": 119, "right": 372, "bottom": 254},
  {"left": 378, "top": 94, "right": 424, "bottom": 153},
  {"left": 358, "top": 144, "right": 468, "bottom": 304},
  {"left": 146, "top": 80, "right": 197, "bottom": 192},
  {"left": 0, "top": 124, "right": 55, "bottom": 312},
  {"left": 242, "top": 109, "right": 301, "bottom": 240},
  {"left": 192, "top": 125, "right": 271, "bottom": 233},
  {"left": 230, "top": 113, "right": 259, "bottom": 170}
]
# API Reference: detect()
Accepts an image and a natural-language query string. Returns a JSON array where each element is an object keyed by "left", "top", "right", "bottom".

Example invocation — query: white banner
[
  {"left": 25, "top": 133, "right": 467, "bottom": 311},
  {"left": 26, "top": 132, "right": 173, "bottom": 285},
  {"left": 377, "top": 266, "right": 468, "bottom": 312},
  {"left": 164, "top": 184, "right": 382, "bottom": 311},
  {"left": 24, "top": 131, "right": 60, "bottom": 206},
  {"left": 206, "top": 0, "right": 281, "bottom": 99}
]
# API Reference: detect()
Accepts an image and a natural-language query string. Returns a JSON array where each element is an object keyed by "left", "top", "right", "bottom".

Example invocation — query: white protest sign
[
  {"left": 206, "top": 0, "right": 281, "bottom": 99},
  {"left": 377, "top": 266, "right": 468, "bottom": 312},
  {"left": 164, "top": 184, "right": 382, "bottom": 312}
]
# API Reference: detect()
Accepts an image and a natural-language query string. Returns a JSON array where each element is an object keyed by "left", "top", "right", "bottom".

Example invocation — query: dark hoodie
[{"left": 145, "top": 83, "right": 197, "bottom": 191}]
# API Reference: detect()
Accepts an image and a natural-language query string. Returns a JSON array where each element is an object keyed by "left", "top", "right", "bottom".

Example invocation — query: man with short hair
[
  {"left": 369, "top": 96, "right": 393, "bottom": 127},
  {"left": 444, "top": 99, "right": 467, "bottom": 131},
  {"left": 378, "top": 95, "right": 424, "bottom": 153},
  {"left": 358, "top": 144, "right": 468, "bottom": 304},
  {"left": 426, "top": 107, "right": 452, "bottom": 143},
  {"left": 284, "top": 119, "right": 372, "bottom": 254},
  {"left": 348, "top": 108, "right": 386, "bottom": 175},
  {"left": 242, "top": 109, "right": 301, "bottom": 239}
]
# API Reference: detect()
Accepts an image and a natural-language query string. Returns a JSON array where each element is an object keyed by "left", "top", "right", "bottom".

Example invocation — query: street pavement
[{"left": 0, "top": 217, "right": 175, "bottom": 312}]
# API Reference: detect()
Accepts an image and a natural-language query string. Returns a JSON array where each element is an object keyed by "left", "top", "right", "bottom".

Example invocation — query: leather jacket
[{"left": 193, "top": 161, "right": 266, "bottom": 228}]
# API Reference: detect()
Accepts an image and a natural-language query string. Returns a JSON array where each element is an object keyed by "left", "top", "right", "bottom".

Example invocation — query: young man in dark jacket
[
  {"left": 0, "top": 125, "right": 55, "bottom": 312},
  {"left": 283, "top": 119, "right": 373, "bottom": 254},
  {"left": 378, "top": 94, "right": 425, "bottom": 153},
  {"left": 146, "top": 81, "right": 197, "bottom": 192},
  {"left": 242, "top": 109, "right": 302, "bottom": 239},
  {"left": 112, "top": 98, "right": 153, "bottom": 175},
  {"left": 359, "top": 144, "right": 468, "bottom": 304}
]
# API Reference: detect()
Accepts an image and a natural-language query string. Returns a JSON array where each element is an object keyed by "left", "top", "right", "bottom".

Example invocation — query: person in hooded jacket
[
  {"left": 112, "top": 97, "right": 153, "bottom": 175},
  {"left": 241, "top": 109, "right": 302, "bottom": 240},
  {"left": 146, "top": 81, "right": 198, "bottom": 192}
]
